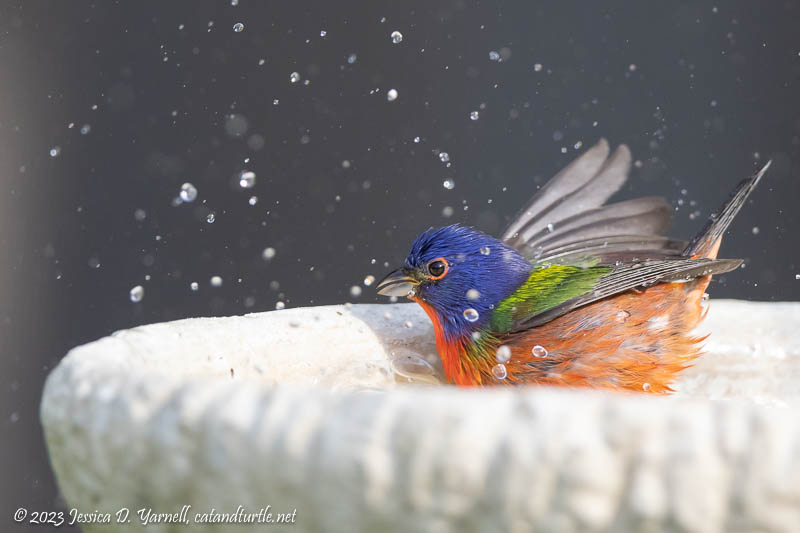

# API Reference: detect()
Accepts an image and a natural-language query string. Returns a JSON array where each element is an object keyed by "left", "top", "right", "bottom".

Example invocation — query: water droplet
[
  {"left": 289, "top": 71, "right": 301, "bottom": 83},
  {"left": 404, "top": 320, "right": 413, "bottom": 328},
  {"left": 347, "top": 53, "right": 357, "bottom": 64},
  {"left": 751, "top": 226, "right": 760, "bottom": 235},
  {"left": 492, "top": 363, "right": 507, "bottom": 379},
  {"left": 795, "top": 274, "right": 800, "bottom": 280},
  {"left": 386, "top": 88, "right": 398, "bottom": 101},
  {"left": 443, "top": 179, "right": 455, "bottom": 190},
  {"left": 248, "top": 195, "right": 258, "bottom": 206},
  {"left": 210, "top": 276, "right": 223, "bottom": 287},
  {"left": 470, "top": 111, "right": 479, "bottom": 120},
  {"left": 129, "top": 285, "right": 144, "bottom": 303},
  {"left": 489, "top": 50, "right": 500, "bottom": 61},
  {"left": 442, "top": 206, "right": 454, "bottom": 217},
  {"left": 496, "top": 345, "right": 511, "bottom": 363},
  {"left": 439, "top": 151, "right": 450, "bottom": 163},
  {"left": 233, "top": 22, "right": 244, "bottom": 32},
  {"left": 463, "top": 308, "right": 479, "bottom": 322},
  {"left": 413, "top": 136, "right": 420, "bottom": 143},
  {"left": 533, "top": 63, "right": 543, "bottom": 72},
  {"left": 480, "top": 246, "right": 491, "bottom": 256},
  {"left": 179, "top": 182, "right": 198, "bottom": 202},
  {"left": 80, "top": 124, "right": 91, "bottom": 135},
  {"left": 272, "top": 98, "right": 279, "bottom": 105},
  {"left": 546, "top": 222, "right": 555, "bottom": 233},
  {"left": 262, "top": 247, "right": 276, "bottom": 260},
  {"left": 190, "top": 282, "right": 199, "bottom": 291},
  {"left": 391, "top": 354, "right": 438, "bottom": 383},
  {"left": 363, "top": 275, "right": 375, "bottom": 286},
  {"left": 643, "top": 382, "right": 651, "bottom": 392},
  {"left": 350, "top": 285, "right": 362, "bottom": 298},
  {"left": 390, "top": 30, "right": 403, "bottom": 44},
  {"left": 206, "top": 213, "right": 215, "bottom": 223},
  {"left": 230, "top": 0, "right": 238, "bottom": 5},
  {"left": 320, "top": 30, "right": 327, "bottom": 37},
  {"left": 531, "top": 345, "right": 548, "bottom": 358},
  {"left": 238, "top": 170, "right": 256, "bottom": 188},
  {"left": 616, "top": 310, "right": 631, "bottom": 321},
  {"left": 275, "top": 301, "right": 285, "bottom": 310},
  {"left": 466, "top": 288, "right": 480, "bottom": 301},
  {"left": 49, "top": 146, "right": 61, "bottom": 157}
]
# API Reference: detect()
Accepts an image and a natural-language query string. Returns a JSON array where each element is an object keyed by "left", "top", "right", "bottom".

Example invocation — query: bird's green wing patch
[
  {"left": 489, "top": 264, "right": 611, "bottom": 333},
  {"left": 494, "top": 257, "right": 741, "bottom": 333}
]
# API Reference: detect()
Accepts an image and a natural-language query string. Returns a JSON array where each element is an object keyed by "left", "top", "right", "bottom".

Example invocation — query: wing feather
[{"left": 510, "top": 258, "right": 741, "bottom": 331}]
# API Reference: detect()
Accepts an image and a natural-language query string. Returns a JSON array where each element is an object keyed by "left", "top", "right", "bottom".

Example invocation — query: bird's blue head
[{"left": 377, "top": 225, "right": 532, "bottom": 340}]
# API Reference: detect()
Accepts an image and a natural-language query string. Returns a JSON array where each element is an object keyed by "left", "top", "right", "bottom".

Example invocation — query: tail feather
[{"left": 683, "top": 161, "right": 771, "bottom": 259}]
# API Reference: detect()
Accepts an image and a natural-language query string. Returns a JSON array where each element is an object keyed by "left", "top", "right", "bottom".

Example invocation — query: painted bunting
[{"left": 377, "top": 139, "right": 770, "bottom": 391}]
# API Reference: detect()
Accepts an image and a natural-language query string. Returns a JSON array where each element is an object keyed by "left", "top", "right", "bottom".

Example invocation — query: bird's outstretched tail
[{"left": 683, "top": 161, "right": 771, "bottom": 259}]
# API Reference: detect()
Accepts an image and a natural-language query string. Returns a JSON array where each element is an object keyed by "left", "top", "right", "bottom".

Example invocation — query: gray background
[{"left": 1, "top": 1, "right": 798, "bottom": 528}]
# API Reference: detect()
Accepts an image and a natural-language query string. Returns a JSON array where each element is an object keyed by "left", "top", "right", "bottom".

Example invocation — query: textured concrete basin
[{"left": 41, "top": 300, "right": 800, "bottom": 532}]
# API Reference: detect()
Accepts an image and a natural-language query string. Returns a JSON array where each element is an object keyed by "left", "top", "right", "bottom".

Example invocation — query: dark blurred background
[{"left": 1, "top": 0, "right": 798, "bottom": 528}]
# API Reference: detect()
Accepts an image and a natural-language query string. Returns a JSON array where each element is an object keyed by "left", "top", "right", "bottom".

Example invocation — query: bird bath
[{"left": 41, "top": 300, "right": 800, "bottom": 532}]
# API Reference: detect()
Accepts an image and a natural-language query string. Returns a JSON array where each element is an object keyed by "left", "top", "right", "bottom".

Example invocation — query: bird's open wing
[
  {"left": 501, "top": 139, "right": 679, "bottom": 265},
  {"left": 494, "top": 138, "right": 764, "bottom": 334}
]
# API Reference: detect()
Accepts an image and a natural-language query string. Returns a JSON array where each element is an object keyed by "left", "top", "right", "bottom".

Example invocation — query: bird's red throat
[{"left": 413, "top": 298, "right": 484, "bottom": 386}]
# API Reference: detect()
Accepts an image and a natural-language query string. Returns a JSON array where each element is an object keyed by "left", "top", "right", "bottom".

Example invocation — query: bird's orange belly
[{"left": 495, "top": 276, "right": 713, "bottom": 392}]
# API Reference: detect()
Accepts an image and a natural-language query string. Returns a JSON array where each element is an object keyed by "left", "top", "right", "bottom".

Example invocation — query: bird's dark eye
[
  {"left": 426, "top": 258, "right": 449, "bottom": 279},
  {"left": 429, "top": 261, "right": 445, "bottom": 276}
]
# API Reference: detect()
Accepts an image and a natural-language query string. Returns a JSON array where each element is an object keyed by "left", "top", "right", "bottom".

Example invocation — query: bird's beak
[{"left": 376, "top": 268, "right": 419, "bottom": 297}]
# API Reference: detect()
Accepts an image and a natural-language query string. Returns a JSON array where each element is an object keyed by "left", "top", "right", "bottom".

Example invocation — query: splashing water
[
  {"left": 238, "top": 171, "right": 256, "bottom": 188},
  {"left": 492, "top": 363, "right": 507, "bottom": 379},
  {"left": 531, "top": 345, "right": 548, "bottom": 358},
  {"left": 129, "top": 285, "right": 144, "bottom": 303},
  {"left": 179, "top": 182, "right": 197, "bottom": 202},
  {"left": 496, "top": 345, "right": 511, "bottom": 363}
]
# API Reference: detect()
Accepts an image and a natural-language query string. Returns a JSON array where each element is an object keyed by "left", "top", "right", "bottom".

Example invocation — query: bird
[{"left": 376, "top": 139, "right": 770, "bottom": 392}]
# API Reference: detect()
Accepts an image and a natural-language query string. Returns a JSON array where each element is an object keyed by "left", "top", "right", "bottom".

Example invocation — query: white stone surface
[{"left": 41, "top": 300, "right": 800, "bottom": 532}]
